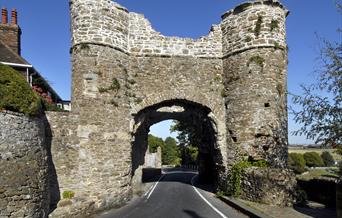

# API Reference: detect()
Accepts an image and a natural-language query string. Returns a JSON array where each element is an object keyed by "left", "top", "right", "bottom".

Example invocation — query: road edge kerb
[{"left": 218, "top": 196, "right": 273, "bottom": 218}]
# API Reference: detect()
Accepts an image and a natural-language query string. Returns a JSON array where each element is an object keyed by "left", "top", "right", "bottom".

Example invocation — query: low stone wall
[
  {"left": 297, "top": 178, "right": 337, "bottom": 207},
  {"left": 0, "top": 111, "right": 49, "bottom": 218},
  {"left": 337, "top": 179, "right": 342, "bottom": 217},
  {"left": 240, "top": 167, "right": 296, "bottom": 207}
]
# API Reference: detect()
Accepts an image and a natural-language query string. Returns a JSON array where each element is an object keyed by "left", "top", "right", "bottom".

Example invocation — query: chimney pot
[
  {"left": 1, "top": 8, "right": 8, "bottom": 24},
  {"left": 11, "top": 9, "right": 17, "bottom": 25}
]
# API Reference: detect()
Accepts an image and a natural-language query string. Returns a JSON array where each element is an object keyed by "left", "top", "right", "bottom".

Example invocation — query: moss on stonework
[
  {"left": 247, "top": 56, "right": 265, "bottom": 68},
  {"left": 98, "top": 77, "right": 121, "bottom": 93},
  {"left": 245, "top": 36, "right": 252, "bottom": 42},
  {"left": 0, "top": 64, "right": 41, "bottom": 116},
  {"left": 221, "top": 88, "right": 228, "bottom": 98},
  {"left": 270, "top": 20, "right": 279, "bottom": 32},
  {"left": 62, "top": 191, "right": 75, "bottom": 199},
  {"left": 254, "top": 16, "right": 263, "bottom": 37}
]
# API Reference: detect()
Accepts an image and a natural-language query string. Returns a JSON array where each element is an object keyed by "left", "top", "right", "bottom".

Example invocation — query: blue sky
[{"left": 1, "top": 0, "right": 341, "bottom": 144}]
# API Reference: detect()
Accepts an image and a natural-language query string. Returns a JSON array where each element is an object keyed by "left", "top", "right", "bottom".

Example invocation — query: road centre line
[
  {"left": 146, "top": 174, "right": 165, "bottom": 200},
  {"left": 191, "top": 175, "right": 228, "bottom": 218}
]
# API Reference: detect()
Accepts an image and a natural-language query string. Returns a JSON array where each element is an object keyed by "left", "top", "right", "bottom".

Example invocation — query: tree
[
  {"left": 291, "top": 3, "right": 341, "bottom": 148},
  {"left": 303, "top": 152, "right": 325, "bottom": 167},
  {"left": 181, "top": 146, "right": 199, "bottom": 165},
  {"left": 147, "top": 134, "right": 164, "bottom": 153},
  {"left": 170, "top": 121, "right": 201, "bottom": 166},
  {"left": 162, "top": 137, "right": 181, "bottom": 165},
  {"left": 321, "top": 151, "right": 335, "bottom": 166},
  {"left": 170, "top": 121, "right": 200, "bottom": 147}
]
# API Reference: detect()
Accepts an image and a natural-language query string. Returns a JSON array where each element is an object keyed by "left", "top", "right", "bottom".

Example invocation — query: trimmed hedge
[
  {"left": 321, "top": 151, "right": 335, "bottom": 167},
  {"left": 303, "top": 152, "right": 324, "bottom": 167},
  {"left": 288, "top": 153, "right": 306, "bottom": 174},
  {"left": 0, "top": 64, "right": 41, "bottom": 116}
]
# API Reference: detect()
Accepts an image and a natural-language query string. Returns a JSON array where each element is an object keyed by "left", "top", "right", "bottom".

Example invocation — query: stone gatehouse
[{"left": 44, "top": 0, "right": 290, "bottom": 215}]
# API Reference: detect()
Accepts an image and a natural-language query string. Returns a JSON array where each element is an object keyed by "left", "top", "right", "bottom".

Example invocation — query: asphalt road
[{"left": 96, "top": 169, "right": 247, "bottom": 218}]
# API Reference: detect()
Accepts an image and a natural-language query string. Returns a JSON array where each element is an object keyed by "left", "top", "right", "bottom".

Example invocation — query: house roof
[
  {"left": 0, "top": 39, "right": 63, "bottom": 102},
  {"left": 0, "top": 40, "right": 28, "bottom": 65}
]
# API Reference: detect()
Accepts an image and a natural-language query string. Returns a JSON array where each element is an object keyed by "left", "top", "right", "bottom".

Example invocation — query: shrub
[
  {"left": 62, "top": 191, "right": 75, "bottom": 199},
  {"left": 303, "top": 152, "right": 325, "bottom": 167},
  {"left": 288, "top": 153, "right": 306, "bottom": 174},
  {"left": 0, "top": 64, "right": 41, "bottom": 116},
  {"left": 321, "top": 151, "right": 335, "bottom": 167},
  {"left": 226, "top": 160, "right": 270, "bottom": 197}
]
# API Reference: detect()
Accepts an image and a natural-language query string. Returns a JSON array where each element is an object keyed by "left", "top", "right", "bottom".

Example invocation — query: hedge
[
  {"left": 303, "top": 152, "right": 325, "bottom": 167},
  {"left": 288, "top": 153, "right": 306, "bottom": 174},
  {"left": 0, "top": 64, "right": 41, "bottom": 116},
  {"left": 321, "top": 151, "right": 335, "bottom": 167}
]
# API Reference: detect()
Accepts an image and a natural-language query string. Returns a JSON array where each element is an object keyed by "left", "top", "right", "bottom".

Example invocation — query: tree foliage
[
  {"left": 147, "top": 134, "right": 164, "bottom": 153},
  {"left": 181, "top": 146, "right": 199, "bottom": 165},
  {"left": 162, "top": 137, "right": 181, "bottom": 165},
  {"left": 170, "top": 121, "right": 200, "bottom": 147},
  {"left": 170, "top": 120, "right": 201, "bottom": 165},
  {"left": 291, "top": 4, "right": 341, "bottom": 148}
]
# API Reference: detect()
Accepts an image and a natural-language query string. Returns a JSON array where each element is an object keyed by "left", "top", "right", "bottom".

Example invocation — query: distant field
[{"left": 288, "top": 148, "right": 342, "bottom": 161}]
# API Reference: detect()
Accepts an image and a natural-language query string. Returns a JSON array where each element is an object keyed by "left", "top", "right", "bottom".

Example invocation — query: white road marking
[
  {"left": 191, "top": 175, "right": 228, "bottom": 218},
  {"left": 146, "top": 174, "right": 165, "bottom": 200}
]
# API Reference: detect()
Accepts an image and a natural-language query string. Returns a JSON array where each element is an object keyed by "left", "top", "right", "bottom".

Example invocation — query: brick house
[{"left": 0, "top": 7, "right": 70, "bottom": 110}]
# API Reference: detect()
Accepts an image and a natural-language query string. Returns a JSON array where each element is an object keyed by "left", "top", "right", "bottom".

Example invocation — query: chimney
[
  {"left": 0, "top": 7, "right": 21, "bottom": 55},
  {"left": 11, "top": 9, "right": 17, "bottom": 25},
  {"left": 1, "top": 8, "right": 7, "bottom": 24}
]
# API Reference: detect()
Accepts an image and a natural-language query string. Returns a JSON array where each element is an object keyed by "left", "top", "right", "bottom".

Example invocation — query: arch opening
[{"left": 130, "top": 99, "right": 224, "bottom": 195}]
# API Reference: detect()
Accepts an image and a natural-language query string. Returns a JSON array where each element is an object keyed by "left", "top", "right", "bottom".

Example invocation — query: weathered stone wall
[
  {"left": 240, "top": 167, "right": 296, "bottom": 206},
  {"left": 0, "top": 111, "right": 49, "bottom": 218},
  {"left": 222, "top": 0, "right": 289, "bottom": 167},
  {"left": 129, "top": 13, "right": 222, "bottom": 58},
  {"left": 70, "top": 0, "right": 129, "bottom": 52},
  {"left": 221, "top": 0, "right": 288, "bottom": 56}
]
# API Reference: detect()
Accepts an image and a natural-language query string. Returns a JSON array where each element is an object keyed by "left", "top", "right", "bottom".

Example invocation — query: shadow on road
[
  {"left": 183, "top": 209, "right": 207, "bottom": 218},
  {"left": 142, "top": 167, "right": 216, "bottom": 194}
]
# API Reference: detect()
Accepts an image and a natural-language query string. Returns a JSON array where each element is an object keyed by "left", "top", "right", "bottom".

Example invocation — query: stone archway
[
  {"left": 130, "top": 99, "right": 225, "bottom": 194},
  {"left": 45, "top": 0, "right": 292, "bottom": 216}
]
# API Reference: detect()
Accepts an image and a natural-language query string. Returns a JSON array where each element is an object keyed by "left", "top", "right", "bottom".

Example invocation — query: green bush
[
  {"left": 288, "top": 153, "right": 306, "bottom": 174},
  {"left": 321, "top": 151, "right": 335, "bottom": 167},
  {"left": 303, "top": 152, "right": 325, "bottom": 167},
  {"left": 62, "top": 191, "right": 75, "bottom": 199},
  {"left": 0, "top": 64, "right": 41, "bottom": 116}
]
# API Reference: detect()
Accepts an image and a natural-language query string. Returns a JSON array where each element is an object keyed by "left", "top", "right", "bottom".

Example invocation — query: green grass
[{"left": 297, "top": 168, "right": 339, "bottom": 181}]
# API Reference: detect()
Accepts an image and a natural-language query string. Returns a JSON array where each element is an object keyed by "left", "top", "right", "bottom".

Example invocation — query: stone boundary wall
[
  {"left": 240, "top": 167, "right": 296, "bottom": 207},
  {"left": 0, "top": 111, "right": 49, "bottom": 218}
]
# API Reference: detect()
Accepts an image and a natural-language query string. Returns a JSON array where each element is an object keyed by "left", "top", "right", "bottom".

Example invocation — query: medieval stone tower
[{"left": 46, "top": 0, "right": 289, "bottom": 214}]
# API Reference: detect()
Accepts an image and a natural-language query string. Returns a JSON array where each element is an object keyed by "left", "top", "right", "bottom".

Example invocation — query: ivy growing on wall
[
  {"left": 98, "top": 77, "right": 121, "bottom": 93},
  {"left": 226, "top": 160, "right": 270, "bottom": 197}
]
